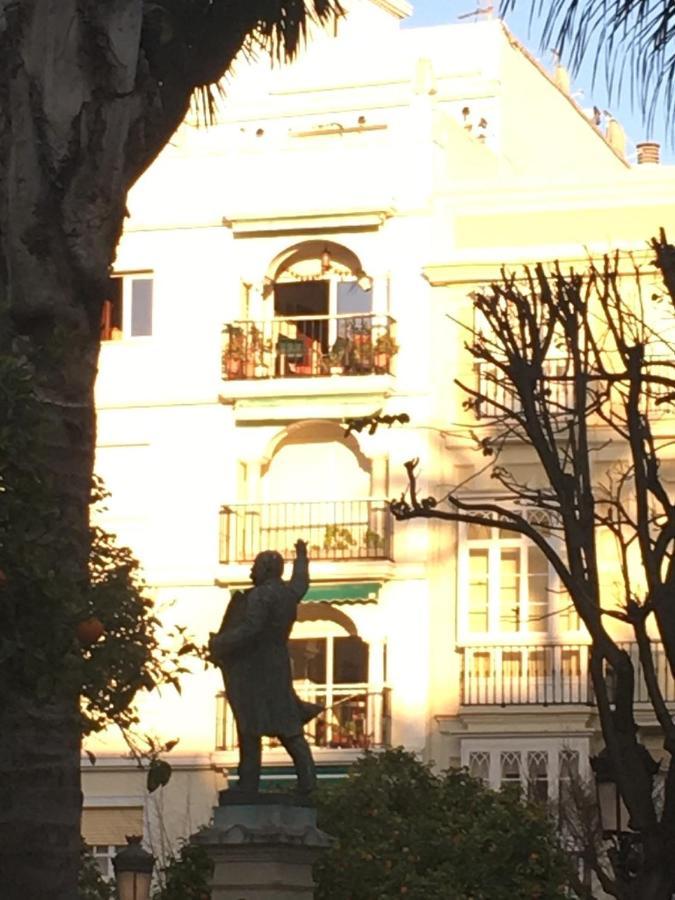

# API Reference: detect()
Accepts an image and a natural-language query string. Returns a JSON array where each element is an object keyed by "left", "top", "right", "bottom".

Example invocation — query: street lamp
[
  {"left": 590, "top": 745, "right": 659, "bottom": 877},
  {"left": 113, "top": 835, "right": 155, "bottom": 900},
  {"left": 590, "top": 746, "right": 630, "bottom": 837}
]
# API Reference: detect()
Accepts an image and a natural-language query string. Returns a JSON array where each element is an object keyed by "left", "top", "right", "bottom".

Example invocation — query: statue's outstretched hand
[{"left": 295, "top": 539, "right": 308, "bottom": 557}]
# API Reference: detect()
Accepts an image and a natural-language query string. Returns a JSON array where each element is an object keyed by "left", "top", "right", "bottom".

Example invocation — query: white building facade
[{"left": 82, "top": 0, "right": 675, "bottom": 872}]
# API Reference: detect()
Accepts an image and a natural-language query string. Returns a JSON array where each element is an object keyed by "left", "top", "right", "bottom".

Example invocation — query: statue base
[{"left": 191, "top": 791, "right": 334, "bottom": 899}]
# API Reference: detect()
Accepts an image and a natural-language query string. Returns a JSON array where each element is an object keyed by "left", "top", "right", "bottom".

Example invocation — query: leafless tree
[
  {"left": 392, "top": 232, "right": 675, "bottom": 899},
  {"left": 0, "top": 3, "right": 340, "bottom": 897}
]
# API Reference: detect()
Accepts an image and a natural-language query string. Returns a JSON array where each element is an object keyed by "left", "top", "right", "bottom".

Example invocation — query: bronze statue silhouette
[{"left": 210, "top": 540, "right": 320, "bottom": 794}]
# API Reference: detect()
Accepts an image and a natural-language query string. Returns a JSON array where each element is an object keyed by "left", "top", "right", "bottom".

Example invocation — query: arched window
[{"left": 270, "top": 241, "right": 376, "bottom": 375}]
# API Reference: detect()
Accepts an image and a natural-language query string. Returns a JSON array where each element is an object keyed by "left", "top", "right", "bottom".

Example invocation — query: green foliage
[
  {"left": 78, "top": 842, "right": 114, "bottom": 900},
  {"left": 314, "top": 748, "right": 572, "bottom": 900},
  {"left": 322, "top": 524, "right": 356, "bottom": 551},
  {"left": 152, "top": 841, "right": 212, "bottom": 900}
]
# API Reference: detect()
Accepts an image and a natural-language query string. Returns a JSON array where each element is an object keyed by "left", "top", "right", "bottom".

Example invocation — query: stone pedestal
[{"left": 192, "top": 792, "right": 334, "bottom": 900}]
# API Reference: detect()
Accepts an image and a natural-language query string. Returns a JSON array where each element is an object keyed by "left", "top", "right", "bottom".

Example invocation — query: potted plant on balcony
[
  {"left": 323, "top": 524, "right": 356, "bottom": 553},
  {"left": 373, "top": 333, "right": 399, "bottom": 373},
  {"left": 363, "top": 528, "right": 384, "bottom": 554},
  {"left": 349, "top": 327, "right": 373, "bottom": 373},
  {"left": 222, "top": 325, "right": 246, "bottom": 379},
  {"left": 248, "top": 324, "right": 271, "bottom": 379},
  {"left": 324, "top": 337, "right": 349, "bottom": 375}
]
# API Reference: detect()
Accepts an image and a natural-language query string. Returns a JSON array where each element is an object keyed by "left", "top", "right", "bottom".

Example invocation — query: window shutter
[{"left": 82, "top": 807, "right": 143, "bottom": 846}]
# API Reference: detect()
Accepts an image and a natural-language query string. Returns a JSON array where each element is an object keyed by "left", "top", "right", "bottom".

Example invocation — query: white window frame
[
  {"left": 461, "top": 736, "right": 589, "bottom": 802},
  {"left": 273, "top": 272, "right": 374, "bottom": 346},
  {"left": 105, "top": 272, "right": 154, "bottom": 341},
  {"left": 457, "top": 509, "right": 581, "bottom": 643},
  {"left": 90, "top": 843, "right": 126, "bottom": 881}
]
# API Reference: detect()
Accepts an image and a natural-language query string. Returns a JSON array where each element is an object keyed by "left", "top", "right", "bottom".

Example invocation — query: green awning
[
  {"left": 303, "top": 582, "right": 381, "bottom": 604},
  {"left": 230, "top": 763, "right": 352, "bottom": 791}
]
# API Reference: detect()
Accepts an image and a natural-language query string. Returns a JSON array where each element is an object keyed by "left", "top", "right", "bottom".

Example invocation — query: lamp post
[
  {"left": 113, "top": 835, "right": 155, "bottom": 900},
  {"left": 590, "top": 745, "right": 659, "bottom": 879}
]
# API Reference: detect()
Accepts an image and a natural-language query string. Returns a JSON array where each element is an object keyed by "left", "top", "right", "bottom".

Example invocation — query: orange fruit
[{"left": 76, "top": 617, "right": 105, "bottom": 646}]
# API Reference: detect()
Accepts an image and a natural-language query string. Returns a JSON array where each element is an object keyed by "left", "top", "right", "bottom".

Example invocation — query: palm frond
[{"left": 500, "top": 0, "right": 675, "bottom": 137}]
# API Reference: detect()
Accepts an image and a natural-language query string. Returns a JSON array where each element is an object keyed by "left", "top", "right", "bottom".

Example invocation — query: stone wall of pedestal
[{"left": 192, "top": 793, "right": 333, "bottom": 900}]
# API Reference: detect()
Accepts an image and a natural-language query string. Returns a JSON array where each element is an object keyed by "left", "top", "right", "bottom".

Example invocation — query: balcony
[
  {"left": 216, "top": 683, "right": 392, "bottom": 752},
  {"left": 219, "top": 499, "right": 393, "bottom": 564},
  {"left": 222, "top": 314, "right": 397, "bottom": 381},
  {"left": 474, "top": 360, "right": 571, "bottom": 419},
  {"left": 460, "top": 644, "right": 591, "bottom": 706},
  {"left": 460, "top": 642, "right": 675, "bottom": 707}
]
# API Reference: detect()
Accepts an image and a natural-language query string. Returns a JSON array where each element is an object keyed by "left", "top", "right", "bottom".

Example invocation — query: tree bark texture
[{"left": 0, "top": 1, "right": 338, "bottom": 895}]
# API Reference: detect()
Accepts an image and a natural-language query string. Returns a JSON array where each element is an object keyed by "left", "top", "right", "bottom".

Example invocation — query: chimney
[{"left": 636, "top": 141, "right": 660, "bottom": 165}]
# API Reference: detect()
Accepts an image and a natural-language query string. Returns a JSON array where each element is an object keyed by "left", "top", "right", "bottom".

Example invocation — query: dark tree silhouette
[
  {"left": 392, "top": 232, "right": 675, "bottom": 900},
  {"left": 0, "top": 3, "right": 340, "bottom": 897}
]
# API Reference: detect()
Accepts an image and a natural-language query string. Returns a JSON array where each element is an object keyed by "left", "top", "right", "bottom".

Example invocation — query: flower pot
[
  {"left": 374, "top": 352, "right": 390, "bottom": 372},
  {"left": 224, "top": 357, "right": 242, "bottom": 379}
]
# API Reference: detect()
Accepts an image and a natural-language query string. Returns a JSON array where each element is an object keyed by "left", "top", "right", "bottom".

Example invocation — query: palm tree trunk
[{"left": 0, "top": 695, "right": 81, "bottom": 900}]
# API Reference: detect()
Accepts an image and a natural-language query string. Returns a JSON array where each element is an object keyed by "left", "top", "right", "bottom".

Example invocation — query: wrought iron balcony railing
[
  {"left": 219, "top": 499, "right": 393, "bottom": 564},
  {"left": 216, "top": 683, "right": 392, "bottom": 751},
  {"left": 474, "top": 360, "right": 572, "bottom": 419},
  {"left": 460, "top": 644, "right": 591, "bottom": 706},
  {"left": 222, "top": 314, "right": 397, "bottom": 380},
  {"left": 609, "top": 641, "right": 675, "bottom": 705},
  {"left": 460, "top": 642, "right": 675, "bottom": 707}
]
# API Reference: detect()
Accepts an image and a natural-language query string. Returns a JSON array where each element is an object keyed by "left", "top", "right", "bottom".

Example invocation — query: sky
[{"left": 403, "top": 0, "right": 672, "bottom": 163}]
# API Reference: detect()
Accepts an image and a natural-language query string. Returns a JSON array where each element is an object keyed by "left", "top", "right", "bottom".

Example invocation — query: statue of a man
[{"left": 209, "top": 540, "right": 321, "bottom": 795}]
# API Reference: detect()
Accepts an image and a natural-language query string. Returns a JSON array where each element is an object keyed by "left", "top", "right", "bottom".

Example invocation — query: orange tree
[{"left": 314, "top": 748, "right": 573, "bottom": 900}]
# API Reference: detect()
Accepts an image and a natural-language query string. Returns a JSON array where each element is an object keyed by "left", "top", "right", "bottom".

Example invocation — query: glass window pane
[
  {"left": 469, "top": 751, "right": 490, "bottom": 784},
  {"left": 274, "top": 281, "right": 329, "bottom": 316},
  {"left": 337, "top": 281, "right": 372, "bottom": 314},
  {"left": 471, "top": 651, "right": 491, "bottom": 678},
  {"left": 559, "top": 749, "right": 580, "bottom": 805},
  {"left": 560, "top": 597, "right": 580, "bottom": 631},
  {"left": 527, "top": 546, "right": 549, "bottom": 632},
  {"left": 527, "top": 751, "right": 549, "bottom": 803},
  {"left": 561, "top": 650, "right": 580, "bottom": 678},
  {"left": 499, "top": 548, "right": 520, "bottom": 631},
  {"left": 502, "top": 651, "right": 522, "bottom": 679},
  {"left": 468, "top": 521, "right": 491, "bottom": 540},
  {"left": 130, "top": 279, "right": 153, "bottom": 336},
  {"left": 468, "top": 549, "right": 489, "bottom": 631},
  {"left": 528, "top": 650, "right": 550, "bottom": 678},
  {"left": 289, "top": 638, "right": 326, "bottom": 683},
  {"left": 101, "top": 278, "right": 123, "bottom": 340},
  {"left": 500, "top": 751, "right": 521, "bottom": 791},
  {"left": 333, "top": 636, "right": 368, "bottom": 684}
]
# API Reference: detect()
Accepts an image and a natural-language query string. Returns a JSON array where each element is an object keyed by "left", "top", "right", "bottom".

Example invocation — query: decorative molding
[{"left": 222, "top": 207, "right": 394, "bottom": 236}]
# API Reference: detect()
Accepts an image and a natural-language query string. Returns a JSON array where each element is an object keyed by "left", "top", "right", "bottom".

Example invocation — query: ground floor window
[
  {"left": 462, "top": 737, "right": 588, "bottom": 803},
  {"left": 81, "top": 806, "right": 144, "bottom": 880}
]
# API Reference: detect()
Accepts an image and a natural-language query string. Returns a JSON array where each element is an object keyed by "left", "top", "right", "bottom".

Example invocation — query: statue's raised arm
[{"left": 289, "top": 539, "right": 309, "bottom": 601}]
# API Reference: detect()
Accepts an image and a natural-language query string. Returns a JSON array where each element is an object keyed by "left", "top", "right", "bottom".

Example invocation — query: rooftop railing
[
  {"left": 222, "top": 314, "right": 397, "bottom": 380},
  {"left": 219, "top": 499, "right": 393, "bottom": 564}
]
